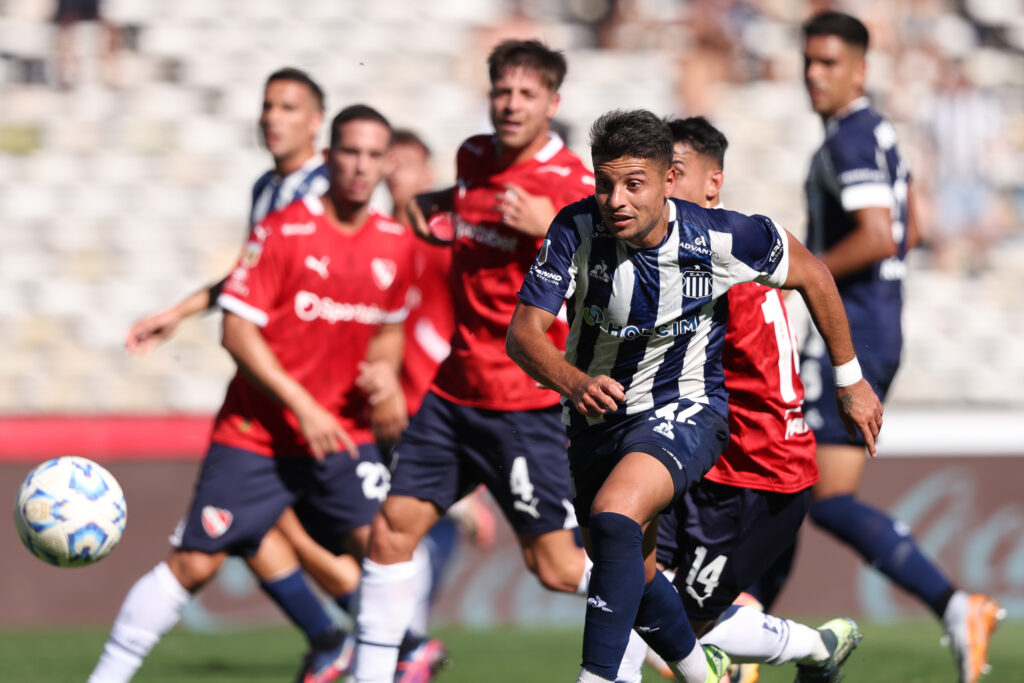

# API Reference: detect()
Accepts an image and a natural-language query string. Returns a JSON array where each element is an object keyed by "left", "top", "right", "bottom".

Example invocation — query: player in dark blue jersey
[
  {"left": 508, "top": 109, "right": 882, "bottom": 683},
  {"left": 760, "top": 12, "right": 1002, "bottom": 683}
]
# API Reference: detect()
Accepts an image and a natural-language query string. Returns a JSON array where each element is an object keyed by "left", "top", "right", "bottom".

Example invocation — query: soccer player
[
  {"left": 89, "top": 105, "right": 414, "bottom": 683},
  {"left": 507, "top": 109, "right": 883, "bottom": 683},
  {"left": 351, "top": 40, "right": 599, "bottom": 683},
  {"left": 772, "top": 12, "right": 1001, "bottom": 683},
  {"left": 643, "top": 115, "right": 861, "bottom": 683}
]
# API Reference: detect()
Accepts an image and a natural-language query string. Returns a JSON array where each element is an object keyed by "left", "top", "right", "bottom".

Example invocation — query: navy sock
[
  {"left": 634, "top": 570, "right": 696, "bottom": 662},
  {"left": 424, "top": 517, "right": 459, "bottom": 603},
  {"left": 582, "top": 512, "right": 646, "bottom": 679},
  {"left": 260, "top": 568, "right": 334, "bottom": 644},
  {"left": 810, "top": 494, "right": 953, "bottom": 616},
  {"left": 335, "top": 590, "right": 356, "bottom": 617}
]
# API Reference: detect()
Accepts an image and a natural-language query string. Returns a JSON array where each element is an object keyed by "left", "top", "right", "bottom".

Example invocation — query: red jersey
[
  {"left": 401, "top": 216, "right": 455, "bottom": 415},
  {"left": 432, "top": 133, "right": 594, "bottom": 410},
  {"left": 705, "top": 282, "right": 819, "bottom": 493},
  {"left": 213, "top": 196, "right": 415, "bottom": 456}
]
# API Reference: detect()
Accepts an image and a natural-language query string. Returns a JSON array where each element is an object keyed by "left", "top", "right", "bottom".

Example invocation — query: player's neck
[
  {"left": 321, "top": 193, "right": 370, "bottom": 234},
  {"left": 495, "top": 129, "right": 551, "bottom": 170},
  {"left": 274, "top": 146, "right": 318, "bottom": 177}
]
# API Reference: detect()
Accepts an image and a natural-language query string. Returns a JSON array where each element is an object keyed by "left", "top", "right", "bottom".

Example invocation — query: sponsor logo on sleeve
[{"left": 536, "top": 239, "right": 550, "bottom": 266}]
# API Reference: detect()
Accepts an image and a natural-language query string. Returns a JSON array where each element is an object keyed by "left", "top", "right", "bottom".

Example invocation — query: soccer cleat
[
  {"left": 297, "top": 630, "right": 355, "bottom": 683},
  {"left": 944, "top": 593, "right": 1005, "bottom": 683},
  {"left": 704, "top": 644, "right": 730, "bottom": 683},
  {"left": 794, "top": 618, "right": 862, "bottom": 683},
  {"left": 395, "top": 636, "right": 449, "bottom": 683}
]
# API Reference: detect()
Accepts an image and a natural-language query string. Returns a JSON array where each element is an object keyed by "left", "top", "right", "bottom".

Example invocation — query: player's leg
[
  {"left": 353, "top": 392, "right": 461, "bottom": 683},
  {"left": 274, "top": 507, "right": 362, "bottom": 612},
  {"left": 89, "top": 444, "right": 291, "bottom": 683}
]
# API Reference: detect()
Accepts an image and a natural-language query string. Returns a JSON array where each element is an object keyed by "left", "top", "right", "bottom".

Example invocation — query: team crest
[
  {"left": 241, "top": 241, "right": 263, "bottom": 268},
  {"left": 536, "top": 239, "right": 550, "bottom": 267},
  {"left": 371, "top": 258, "right": 397, "bottom": 290},
  {"left": 201, "top": 506, "right": 233, "bottom": 538},
  {"left": 682, "top": 270, "right": 712, "bottom": 299}
]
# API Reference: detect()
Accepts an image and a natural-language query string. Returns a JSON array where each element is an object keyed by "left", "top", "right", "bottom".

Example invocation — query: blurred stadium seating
[{"left": 0, "top": 0, "right": 1021, "bottom": 414}]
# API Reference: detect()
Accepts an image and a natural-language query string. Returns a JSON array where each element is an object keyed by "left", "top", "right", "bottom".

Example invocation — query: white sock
[
  {"left": 353, "top": 545, "right": 430, "bottom": 683},
  {"left": 702, "top": 605, "right": 827, "bottom": 665},
  {"left": 577, "top": 668, "right": 614, "bottom": 682},
  {"left": 668, "top": 640, "right": 707, "bottom": 683},
  {"left": 942, "top": 590, "right": 969, "bottom": 630},
  {"left": 408, "top": 541, "right": 434, "bottom": 635},
  {"left": 88, "top": 562, "right": 191, "bottom": 683},
  {"left": 576, "top": 554, "right": 594, "bottom": 596},
  {"left": 616, "top": 630, "right": 649, "bottom": 682}
]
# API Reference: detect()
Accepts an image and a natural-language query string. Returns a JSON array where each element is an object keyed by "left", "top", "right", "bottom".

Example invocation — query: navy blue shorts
[
  {"left": 175, "top": 443, "right": 388, "bottom": 556},
  {"left": 568, "top": 402, "right": 728, "bottom": 528},
  {"left": 656, "top": 479, "right": 811, "bottom": 621},
  {"left": 388, "top": 392, "right": 577, "bottom": 537},
  {"left": 800, "top": 328, "right": 899, "bottom": 446}
]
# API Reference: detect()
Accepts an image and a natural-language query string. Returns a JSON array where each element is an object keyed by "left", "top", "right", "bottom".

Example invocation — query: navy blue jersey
[
  {"left": 805, "top": 97, "right": 909, "bottom": 361},
  {"left": 249, "top": 154, "right": 328, "bottom": 229},
  {"left": 518, "top": 196, "right": 789, "bottom": 434}
]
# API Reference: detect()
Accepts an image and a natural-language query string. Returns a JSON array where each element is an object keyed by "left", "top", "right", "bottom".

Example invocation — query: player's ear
[
  {"left": 664, "top": 163, "right": 677, "bottom": 198},
  {"left": 707, "top": 168, "right": 724, "bottom": 201},
  {"left": 321, "top": 146, "right": 329, "bottom": 164},
  {"left": 546, "top": 91, "right": 561, "bottom": 119}
]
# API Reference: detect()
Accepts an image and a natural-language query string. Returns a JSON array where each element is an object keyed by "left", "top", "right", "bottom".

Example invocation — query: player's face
[
  {"left": 594, "top": 155, "right": 675, "bottom": 248},
  {"left": 260, "top": 80, "right": 322, "bottom": 164},
  {"left": 386, "top": 142, "right": 433, "bottom": 206},
  {"left": 489, "top": 67, "right": 560, "bottom": 153},
  {"left": 803, "top": 35, "right": 866, "bottom": 118},
  {"left": 671, "top": 142, "right": 719, "bottom": 207},
  {"left": 326, "top": 119, "right": 392, "bottom": 204}
]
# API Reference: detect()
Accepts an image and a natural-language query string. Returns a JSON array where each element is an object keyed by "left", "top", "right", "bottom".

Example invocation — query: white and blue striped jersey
[
  {"left": 249, "top": 154, "right": 328, "bottom": 229},
  {"left": 518, "top": 196, "right": 790, "bottom": 433},
  {"left": 805, "top": 96, "right": 909, "bottom": 361}
]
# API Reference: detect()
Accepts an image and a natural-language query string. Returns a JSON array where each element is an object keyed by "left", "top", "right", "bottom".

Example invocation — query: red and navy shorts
[
  {"left": 174, "top": 442, "right": 388, "bottom": 556},
  {"left": 388, "top": 391, "right": 577, "bottom": 537}
]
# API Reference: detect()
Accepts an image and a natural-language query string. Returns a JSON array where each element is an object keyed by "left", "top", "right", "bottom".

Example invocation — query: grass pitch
[{"left": 2, "top": 620, "right": 1021, "bottom": 682}]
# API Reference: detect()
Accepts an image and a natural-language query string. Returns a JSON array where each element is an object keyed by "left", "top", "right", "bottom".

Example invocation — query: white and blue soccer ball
[{"left": 14, "top": 456, "right": 127, "bottom": 567}]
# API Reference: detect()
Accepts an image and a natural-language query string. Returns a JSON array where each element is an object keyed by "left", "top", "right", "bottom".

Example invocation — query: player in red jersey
[
  {"left": 90, "top": 105, "right": 413, "bottom": 683},
  {"left": 352, "top": 41, "right": 606, "bottom": 683},
  {"left": 645, "top": 117, "right": 861, "bottom": 683}
]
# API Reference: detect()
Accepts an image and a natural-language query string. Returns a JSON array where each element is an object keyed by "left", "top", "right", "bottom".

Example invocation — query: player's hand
[
  {"left": 495, "top": 183, "right": 555, "bottom": 237},
  {"left": 571, "top": 375, "right": 625, "bottom": 418},
  {"left": 125, "top": 309, "right": 182, "bottom": 356},
  {"left": 836, "top": 379, "right": 883, "bottom": 457},
  {"left": 369, "top": 391, "right": 408, "bottom": 452},
  {"left": 295, "top": 401, "right": 358, "bottom": 461},
  {"left": 356, "top": 360, "right": 401, "bottom": 405},
  {"left": 409, "top": 191, "right": 454, "bottom": 245}
]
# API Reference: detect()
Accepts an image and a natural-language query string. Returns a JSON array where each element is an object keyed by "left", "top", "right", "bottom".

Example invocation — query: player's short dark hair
[
  {"left": 802, "top": 11, "right": 869, "bottom": 52},
  {"left": 589, "top": 109, "right": 673, "bottom": 169},
  {"left": 488, "top": 39, "right": 567, "bottom": 92},
  {"left": 329, "top": 104, "right": 392, "bottom": 149},
  {"left": 391, "top": 128, "right": 430, "bottom": 158},
  {"left": 666, "top": 116, "right": 729, "bottom": 170},
  {"left": 265, "top": 67, "right": 325, "bottom": 112}
]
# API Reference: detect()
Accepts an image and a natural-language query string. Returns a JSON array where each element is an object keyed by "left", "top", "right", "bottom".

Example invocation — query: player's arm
[
  {"left": 507, "top": 302, "right": 624, "bottom": 417},
  {"left": 125, "top": 278, "right": 227, "bottom": 356},
  {"left": 221, "top": 311, "right": 357, "bottom": 460},
  {"left": 356, "top": 321, "right": 407, "bottom": 448},
  {"left": 496, "top": 183, "right": 557, "bottom": 238},
  {"left": 779, "top": 230, "right": 883, "bottom": 455},
  {"left": 819, "top": 205, "right": 897, "bottom": 280},
  {"left": 407, "top": 187, "right": 455, "bottom": 245},
  {"left": 905, "top": 179, "right": 923, "bottom": 250}
]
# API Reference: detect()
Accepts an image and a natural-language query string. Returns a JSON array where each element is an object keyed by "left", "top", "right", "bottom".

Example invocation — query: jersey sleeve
[
  {"left": 825, "top": 127, "right": 894, "bottom": 211},
  {"left": 709, "top": 212, "right": 790, "bottom": 296},
  {"left": 517, "top": 206, "right": 581, "bottom": 315},
  {"left": 218, "top": 221, "right": 286, "bottom": 327}
]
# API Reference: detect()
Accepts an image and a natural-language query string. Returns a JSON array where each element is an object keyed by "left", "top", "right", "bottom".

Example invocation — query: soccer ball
[{"left": 13, "top": 456, "right": 127, "bottom": 567}]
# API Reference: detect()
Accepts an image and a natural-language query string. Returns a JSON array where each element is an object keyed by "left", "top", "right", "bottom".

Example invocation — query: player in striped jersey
[{"left": 509, "top": 109, "right": 882, "bottom": 683}]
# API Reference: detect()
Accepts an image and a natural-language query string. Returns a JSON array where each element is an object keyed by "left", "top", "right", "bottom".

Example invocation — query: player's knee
[
  {"left": 167, "top": 550, "right": 224, "bottom": 591},
  {"left": 808, "top": 493, "right": 854, "bottom": 530},
  {"left": 367, "top": 509, "right": 418, "bottom": 565},
  {"left": 524, "top": 546, "right": 582, "bottom": 593}
]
